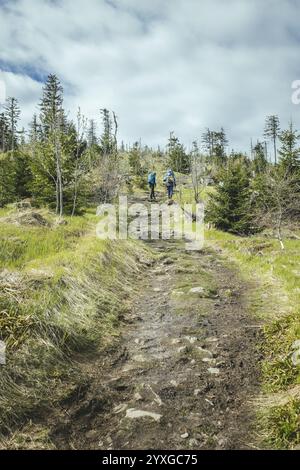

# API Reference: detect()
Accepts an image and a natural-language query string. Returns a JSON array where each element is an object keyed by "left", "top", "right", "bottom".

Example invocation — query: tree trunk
[
  {"left": 277, "top": 209, "right": 284, "bottom": 249},
  {"left": 71, "top": 174, "right": 78, "bottom": 217},
  {"left": 55, "top": 178, "right": 59, "bottom": 215},
  {"left": 55, "top": 138, "right": 63, "bottom": 217}
]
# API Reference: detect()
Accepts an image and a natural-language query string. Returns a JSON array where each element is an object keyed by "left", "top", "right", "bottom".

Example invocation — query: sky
[{"left": 0, "top": 0, "right": 300, "bottom": 155}]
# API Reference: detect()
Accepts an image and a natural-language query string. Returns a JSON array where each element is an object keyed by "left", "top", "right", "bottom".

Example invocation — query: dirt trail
[{"left": 48, "top": 195, "right": 262, "bottom": 450}]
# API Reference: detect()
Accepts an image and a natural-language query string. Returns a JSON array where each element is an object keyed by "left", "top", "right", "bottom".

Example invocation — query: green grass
[
  {"left": 0, "top": 208, "right": 99, "bottom": 270},
  {"left": 0, "top": 207, "right": 11, "bottom": 217},
  {"left": 0, "top": 206, "right": 154, "bottom": 437},
  {"left": 260, "top": 399, "right": 300, "bottom": 449},
  {"left": 175, "top": 184, "right": 215, "bottom": 205},
  {"left": 206, "top": 228, "right": 300, "bottom": 449}
]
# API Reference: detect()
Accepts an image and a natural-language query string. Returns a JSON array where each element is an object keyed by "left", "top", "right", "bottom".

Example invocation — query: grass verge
[
  {"left": 206, "top": 229, "right": 300, "bottom": 449},
  {"left": 0, "top": 207, "right": 154, "bottom": 440}
]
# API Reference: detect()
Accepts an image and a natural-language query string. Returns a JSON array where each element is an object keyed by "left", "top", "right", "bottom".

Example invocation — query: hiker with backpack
[
  {"left": 147, "top": 171, "right": 157, "bottom": 200},
  {"left": 163, "top": 169, "right": 176, "bottom": 200}
]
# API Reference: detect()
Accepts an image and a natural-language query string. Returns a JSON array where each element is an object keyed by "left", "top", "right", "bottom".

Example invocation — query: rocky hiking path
[{"left": 47, "top": 193, "right": 263, "bottom": 450}]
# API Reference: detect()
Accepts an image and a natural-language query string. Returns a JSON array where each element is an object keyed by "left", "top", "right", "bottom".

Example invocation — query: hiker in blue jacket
[
  {"left": 147, "top": 171, "right": 157, "bottom": 200},
  {"left": 163, "top": 169, "right": 176, "bottom": 200}
]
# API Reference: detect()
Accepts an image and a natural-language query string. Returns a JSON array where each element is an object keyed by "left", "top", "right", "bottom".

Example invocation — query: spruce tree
[
  {"left": 87, "top": 119, "right": 98, "bottom": 147},
  {"left": 202, "top": 128, "right": 214, "bottom": 158},
  {"left": 0, "top": 113, "right": 9, "bottom": 152},
  {"left": 189, "top": 141, "right": 206, "bottom": 202},
  {"left": 38, "top": 74, "right": 64, "bottom": 215},
  {"left": 97, "top": 108, "right": 120, "bottom": 202},
  {"left": 0, "top": 153, "right": 16, "bottom": 206},
  {"left": 70, "top": 108, "right": 88, "bottom": 216},
  {"left": 167, "top": 132, "right": 189, "bottom": 173},
  {"left": 4, "top": 97, "right": 21, "bottom": 153},
  {"left": 40, "top": 74, "right": 63, "bottom": 135},
  {"left": 253, "top": 141, "right": 268, "bottom": 175},
  {"left": 264, "top": 115, "right": 280, "bottom": 164},
  {"left": 14, "top": 149, "right": 32, "bottom": 200},
  {"left": 129, "top": 141, "right": 143, "bottom": 176},
  {"left": 29, "top": 114, "right": 42, "bottom": 144},
  {"left": 100, "top": 108, "right": 113, "bottom": 157},
  {"left": 214, "top": 127, "right": 228, "bottom": 164},
  {"left": 206, "top": 155, "right": 254, "bottom": 234},
  {"left": 278, "top": 121, "right": 300, "bottom": 175}
]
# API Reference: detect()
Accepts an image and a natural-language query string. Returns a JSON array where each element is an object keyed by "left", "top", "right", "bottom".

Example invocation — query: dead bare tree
[
  {"left": 97, "top": 109, "right": 120, "bottom": 203},
  {"left": 253, "top": 167, "right": 300, "bottom": 249},
  {"left": 55, "top": 115, "right": 63, "bottom": 217},
  {"left": 190, "top": 141, "right": 207, "bottom": 203},
  {"left": 71, "top": 107, "right": 87, "bottom": 216}
]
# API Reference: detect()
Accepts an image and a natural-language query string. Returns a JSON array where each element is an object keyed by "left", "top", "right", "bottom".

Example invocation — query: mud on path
[{"left": 48, "top": 203, "right": 262, "bottom": 450}]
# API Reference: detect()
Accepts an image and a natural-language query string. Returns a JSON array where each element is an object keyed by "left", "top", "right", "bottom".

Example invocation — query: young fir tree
[
  {"left": 35, "top": 74, "right": 65, "bottom": 215},
  {"left": 112, "top": 111, "right": 118, "bottom": 156},
  {"left": 189, "top": 141, "right": 206, "bottom": 203},
  {"left": 202, "top": 128, "right": 214, "bottom": 158},
  {"left": 0, "top": 153, "right": 16, "bottom": 206},
  {"left": 85, "top": 119, "right": 100, "bottom": 169},
  {"left": 214, "top": 128, "right": 228, "bottom": 164},
  {"left": 87, "top": 119, "right": 98, "bottom": 147},
  {"left": 97, "top": 108, "right": 120, "bottom": 202},
  {"left": 129, "top": 141, "right": 143, "bottom": 176},
  {"left": 278, "top": 121, "right": 300, "bottom": 176},
  {"left": 29, "top": 114, "right": 42, "bottom": 144},
  {"left": 167, "top": 132, "right": 189, "bottom": 173},
  {"left": 0, "top": 113, "right": 10, "bottom": 152},
  {"left": 14, "top": 149, "right": 33, "bottom": 200},
  {"left": 206, "top": 155, "right": 254, "bottom": 234},
  {"left": 70, "top": 108, "right": 88, "bottom": 216},
  {"left": 100, "top": 108, "right": 113, "bottom": 157},
  {"left": 40, "top": 74, "right": 63, "bottom": 135},
  {"left": 202, "top": 128, "right": 228, "bottom": 160},
  {"left": 252, "top": 165, "right": 300, "bottom": 248},
  {"left": 264, "top": 115, "right": 280, "bottom": 164},
  {"left": 4, "top": 97, "right": 21, "bottom": 153},
  {"left": 252, "top": 141, "right": 268, "bottom": 175}
]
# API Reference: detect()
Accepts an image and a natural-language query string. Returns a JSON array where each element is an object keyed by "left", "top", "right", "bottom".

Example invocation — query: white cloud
[
  {"left": 1, "top": 0, "right": 300, "bottom": 153},
  {"left": 0, "top": 70, "right": 42, "bottom": 126}
]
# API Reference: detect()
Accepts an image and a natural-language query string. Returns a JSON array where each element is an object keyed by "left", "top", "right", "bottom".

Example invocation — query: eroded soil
[{"left": 47, "top": 234, "right": 262, "bottom": 450}]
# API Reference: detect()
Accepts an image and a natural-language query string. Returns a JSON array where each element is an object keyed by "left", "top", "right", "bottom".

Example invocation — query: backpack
[
  {"left": 166, "top": 174, "right": 174, "bottom": 185},
  {"left": 148, "top": 172, "right": 156, "bottom": 184}
]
